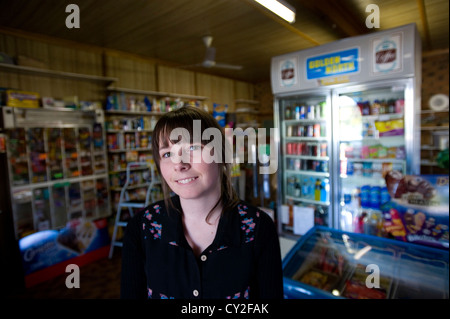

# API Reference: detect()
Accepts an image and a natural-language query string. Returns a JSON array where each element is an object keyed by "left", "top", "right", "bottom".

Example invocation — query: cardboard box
[
  {"left": 382, "top": 174, "right": 449, "bottom": 249},
  {"left": 6, "top": 89, "right": 40, "bottom": 108}
]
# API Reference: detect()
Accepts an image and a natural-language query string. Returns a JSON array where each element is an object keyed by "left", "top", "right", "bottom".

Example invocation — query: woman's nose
[{"left": 173, "top": 159, "right": 190, "bottom": 171}]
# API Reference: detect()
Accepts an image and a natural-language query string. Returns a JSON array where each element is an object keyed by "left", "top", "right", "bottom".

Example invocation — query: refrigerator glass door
[
  {"left": 335, "top": 83, "right": 411, "bottom": 235},
  {"left": 278, "top": 92, "right": 332, "bottom": 237}
]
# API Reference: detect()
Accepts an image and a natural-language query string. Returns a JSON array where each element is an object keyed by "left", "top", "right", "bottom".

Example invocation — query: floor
[
  {"left": 9, "top": 250, "right": 122, "bottom": 299},
  {"left": 8, "top": 237, "right": 296, "bottom": 299}
]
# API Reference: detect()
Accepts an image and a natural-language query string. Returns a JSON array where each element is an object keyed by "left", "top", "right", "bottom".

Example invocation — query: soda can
[
  {"left": 295, "top": 106, "right": 301, "bottom": 120},
  {"left": 287, "top": 125, "right": 292, "bottom": 136},
  {"left": 286, "top": 142, "right": 292, "bottom": 155},
  {"left": 313, "top": 124, "right": 321, "bottom": 137},
  {"left": 292, "top": 142, "right": 298, "bottom": 155},
  {"left": 300, "top": 106, "right": 306, "bottom": 119},
  {"left": 307, "top": 105, "right": 315, "bottom": 119},
  {"left": 294, "top": 159, "right": 301, "bottom": 170},
  {"left": 315, "top": 104, "right": 322, "bottom": 119},
  {"left": 320, "top": 143, "right": 327, "bottom": 157},
  {"left": 307, "top": 125, "right": 314, "bottom": 137}
]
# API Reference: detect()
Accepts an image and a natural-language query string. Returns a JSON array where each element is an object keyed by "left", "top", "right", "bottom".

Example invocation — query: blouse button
[
  {"left": 200, "top": 255, "right": 207, "bottom": 262},
  {"left": 193, "top": 289, "right": 199, "bottom": 297}
]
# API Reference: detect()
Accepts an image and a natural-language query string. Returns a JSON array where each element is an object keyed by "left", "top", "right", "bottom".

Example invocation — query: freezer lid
[{"left": 282, "top": 226, "right": 449, "bottom": 299}]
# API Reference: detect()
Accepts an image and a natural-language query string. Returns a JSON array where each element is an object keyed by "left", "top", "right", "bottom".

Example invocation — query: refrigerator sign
[
  {"left": 279, "top": 58, "right": 297, "bottom": 87},
  {"left": 306, "top": 48, "right": 359, "bottom": 80},
  {"left": 372, "top": 33, "right": 402, "bottom": 75}
]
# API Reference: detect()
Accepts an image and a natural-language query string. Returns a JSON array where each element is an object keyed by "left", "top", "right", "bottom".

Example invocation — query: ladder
[{"left": 109, "top": 161, "right": 161, "bottom": 259}]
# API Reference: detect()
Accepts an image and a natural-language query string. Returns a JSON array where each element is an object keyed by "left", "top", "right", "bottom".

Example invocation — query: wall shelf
[
  {"left": 0, "top": 62, "right": 118, "bottom": 84},
  {"left": 107, "top": 86, "right": 207, "bottom": 100}
]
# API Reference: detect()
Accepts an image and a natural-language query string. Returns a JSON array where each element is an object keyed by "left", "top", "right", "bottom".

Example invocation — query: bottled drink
[{"left": 340, "top": 194, "right": 354, "bottom": 232}]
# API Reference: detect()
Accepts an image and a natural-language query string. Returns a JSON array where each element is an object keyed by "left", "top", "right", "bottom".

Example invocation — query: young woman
[{"left": 120, "top": 106, "right": 283, "bottom": 299}]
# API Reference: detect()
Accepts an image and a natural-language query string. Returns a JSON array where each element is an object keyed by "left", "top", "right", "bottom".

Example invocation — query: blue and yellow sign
[{"left": 306, "top": 48, "right": 359, "bottom": 80}]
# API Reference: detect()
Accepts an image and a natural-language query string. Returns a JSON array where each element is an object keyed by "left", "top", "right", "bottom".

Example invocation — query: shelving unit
[
  {"left": 419, "top": 109, "right": 449, "bottom": 174},
  {"left": 0, "top": 63, "right": 116, "bottom": 239},
  {"left": 1, "top": 107, "right": 110, "bottom": 238}
]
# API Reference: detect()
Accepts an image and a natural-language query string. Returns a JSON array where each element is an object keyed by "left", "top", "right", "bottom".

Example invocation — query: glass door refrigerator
[
  {"left": 332, "top": 79, "right": 419, "bottom": 235},
  {"left": 271, "top": 23, "right": 422, "bottom": 237}
]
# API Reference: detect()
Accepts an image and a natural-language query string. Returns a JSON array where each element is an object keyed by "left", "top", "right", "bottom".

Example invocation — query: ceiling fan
[{"left": 183, "top": 35, "right": 243, "bottom": 70}]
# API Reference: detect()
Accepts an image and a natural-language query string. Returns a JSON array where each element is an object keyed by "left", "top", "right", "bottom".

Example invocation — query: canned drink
[
  {"left": 295, "top": 106, "right": 301, "bottom": 120},
  {"left": 296, "top": 142, "right": 302, "bottom": 155},
  {"left": 301, "top": 142, "right": 307, "bottom": 155},
  {"left": 299, "top": 125, "right": 305, "bottom": 137},
  {"left": 286, "top": 142, "right": 292, "bottom": 154},
  {"left": 301, "top": 160, "right": 308, "bottom": 170},
  {"left": 320, "top": 143, "right": 327, "bottom": 157},
  {"left": 307, "top": 105, "right": 315, "bottom": 119},
  {"left": 313, "top": 124, "right": 321, "bottom": 137},
  {"left": 294, "top": 159, "right": 301, "bottom": 170},
  {"left": 292, "top": 142, "right": 298, "bottom": 155},
  {"left": 315, "top": 104, "right": 322, "bottom": 119},
  {"left": 300, "top": 106, "right": 306, "bottom": 119},
  {"left": 307, "top": 125, "right": 314, "bottom": 137},
  {"left": 287, "top": 125, "right": 292, "bottom": 137}
]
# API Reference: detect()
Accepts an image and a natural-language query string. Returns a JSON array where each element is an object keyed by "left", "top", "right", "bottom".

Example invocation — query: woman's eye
[
  {"left": 161, "top": 152, "right": 171, "bottom": 158},
  {"left": 189, "top": 144, "right": 201, "bottom": 151}
]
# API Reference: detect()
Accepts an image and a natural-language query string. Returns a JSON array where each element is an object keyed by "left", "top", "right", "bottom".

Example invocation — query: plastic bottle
[
  {"left": 369, "top": 186, "right": 381, "bottom": 210},
  {"left": 321, "top": 178, "right": 330, "bottom": 202},
  {"left": 364, "top": 210, "right": 383, "bottom": 237},
  {"left": 360, "top": 185, "right": 371, "bottom": 208},
  {"left": 340, "top": 194, "right": 354, "bottom": 232},
  {"left": 314, "top": 178, "right": 322, "bottom": 201}
]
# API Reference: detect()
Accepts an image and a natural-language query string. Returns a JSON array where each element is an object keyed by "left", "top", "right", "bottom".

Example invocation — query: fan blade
[{"left": 213, "top": 62, "right": 243, "bottom": 70}]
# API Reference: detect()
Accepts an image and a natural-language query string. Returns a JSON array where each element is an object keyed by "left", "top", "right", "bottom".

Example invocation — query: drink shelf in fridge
[
  {"left": 285, "top": 169, "right": 329, "bottom": 177},
  {"left": 286, "top": 195, "right": 330, "bottom": 206}
]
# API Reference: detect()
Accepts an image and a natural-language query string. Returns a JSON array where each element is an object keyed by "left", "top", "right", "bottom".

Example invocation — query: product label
[{"left": 306, "top": 48, "right": 359, "bottom": 80}]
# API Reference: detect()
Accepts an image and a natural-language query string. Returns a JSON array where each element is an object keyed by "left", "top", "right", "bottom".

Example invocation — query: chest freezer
[{"left": 282, "top": 226, "right": 448, "bottom": 299}]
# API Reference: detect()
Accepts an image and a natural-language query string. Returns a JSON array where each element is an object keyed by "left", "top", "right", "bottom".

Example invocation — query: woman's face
[{"left": 158, "top": 139, "right": 221, "bottom": 202}]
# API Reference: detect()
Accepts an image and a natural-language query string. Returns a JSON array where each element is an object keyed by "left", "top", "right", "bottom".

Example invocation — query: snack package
[
  {"left": 375, "top": 119, "right": 404, "bottom": 137},
  {"left": 213, "top": 103, "right": 227, "bottom": 127},
  {"left": 382, "top": 172, "right": 449, "bottom": 249}
]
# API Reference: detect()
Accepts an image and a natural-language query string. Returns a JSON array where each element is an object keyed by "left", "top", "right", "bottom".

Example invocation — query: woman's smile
[{"left": 175, "top": 176, "right": 199, "bottom": 184}]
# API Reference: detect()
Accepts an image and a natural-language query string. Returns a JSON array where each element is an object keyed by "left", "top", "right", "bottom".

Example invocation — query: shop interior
[{"left": 0, "top": 0, "right": 448, "bottom": 300}]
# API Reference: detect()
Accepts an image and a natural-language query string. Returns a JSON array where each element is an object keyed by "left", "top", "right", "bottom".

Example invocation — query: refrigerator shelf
[
  {"left": 285, "top": 195, "right": 330, "bottom": 206},
  {"left": 344, "top": 158, "right": 406, "bottom": 164},
  {"left": 285, "top": 137, "right": 328, "bottom": 142},
  {"left": 286, "top": 155, "right": 330, "bottom": 161},
  {"left": 285, "top": 169, "right": 329, "bottom": 177}
]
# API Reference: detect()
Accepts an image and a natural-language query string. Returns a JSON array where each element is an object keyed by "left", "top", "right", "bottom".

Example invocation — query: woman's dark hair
[{"left": 151, "top": 106, "right": 239, "bottom": 222}]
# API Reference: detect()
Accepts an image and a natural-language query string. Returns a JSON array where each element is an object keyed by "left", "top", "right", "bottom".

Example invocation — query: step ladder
[{"left": 109, "top": 161, "right": 161, "bottom": 258}]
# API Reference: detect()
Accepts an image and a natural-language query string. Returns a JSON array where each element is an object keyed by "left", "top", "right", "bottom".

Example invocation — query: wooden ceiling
[{"left": 0, "top": 0, "right": 448, "bottom": 83}]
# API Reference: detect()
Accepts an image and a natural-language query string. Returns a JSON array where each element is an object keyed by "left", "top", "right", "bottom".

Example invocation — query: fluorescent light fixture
[{"left": 254, "top": 0, "right": 296, "bottom": 23}]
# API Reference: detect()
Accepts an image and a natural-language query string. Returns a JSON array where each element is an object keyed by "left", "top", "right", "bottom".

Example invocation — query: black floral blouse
[{"left": 120, "top": 196, "right": 284, "bottom": 299}]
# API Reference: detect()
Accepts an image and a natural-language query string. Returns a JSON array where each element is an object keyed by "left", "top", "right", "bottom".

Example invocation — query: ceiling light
[{"left": 254, "top": 0, "right": 296, "bottom": 23}]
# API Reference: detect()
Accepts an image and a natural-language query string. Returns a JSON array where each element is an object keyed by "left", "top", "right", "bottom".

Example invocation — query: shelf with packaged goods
[{"left": 419, "top": 108, "right": 448, "bottom": 173}]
